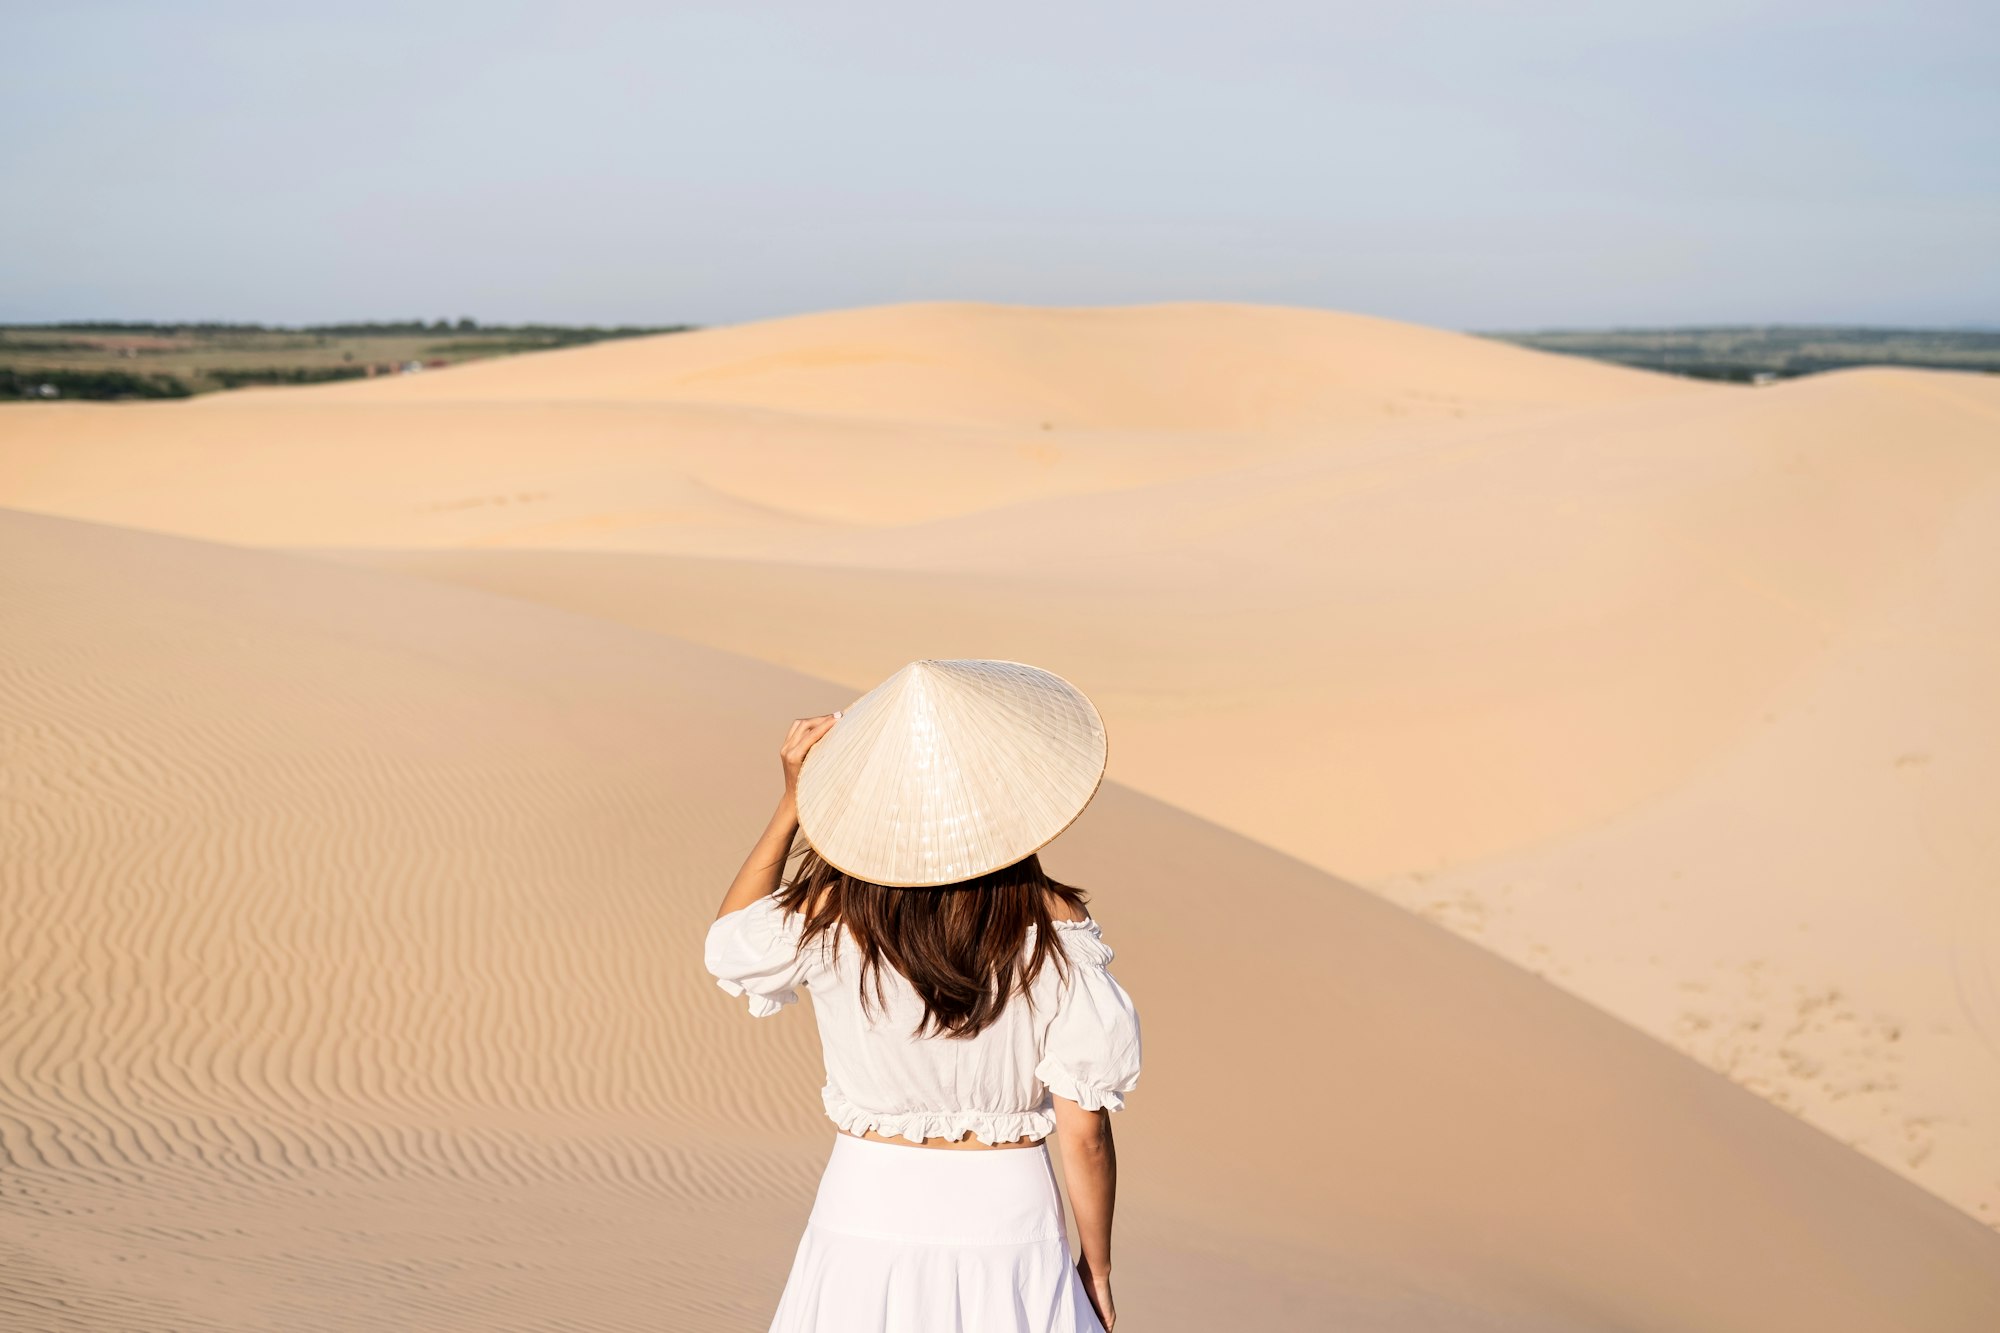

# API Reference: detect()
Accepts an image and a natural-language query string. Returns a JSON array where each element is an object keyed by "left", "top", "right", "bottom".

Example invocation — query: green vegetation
[
  {"left": 0, "top": 319, "right": 694, "bottom": 400},
  {"left": 2, "top": 367, "right": 193, "bottom": 400},
  {"left": 1478, "top": 325, "right": 2000, "bottom": 383},
  {"left": 208, "top": 366, "right": 377, "bottom": 389}
]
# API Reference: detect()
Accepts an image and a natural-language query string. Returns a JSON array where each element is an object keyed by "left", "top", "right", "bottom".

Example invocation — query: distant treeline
[
  {"left": 1, "top": 364, "right": 410, "bottom": 399},
  {"left": 315, "top": 321, "right": 694, "bottom": 342},
  {"left": 1483, "top": 325, "right": 2000, "bottom": 381},
  {"left": 2, "top": 367, "right": 193, "bottom": 400},
  {"left": 5, "top": 319, "right": 695, "bottom": 338},
  {"left": 421, "top": 338, "right": 624, "bottom": 354},
  {"left": 0, "top": 319, "right": 697, "bottom": 399},
  {"left": 0, "top": 336, "right": 110, "bottom": 352},
  {"left": 208, "top": 366, "right": 377, "bottom": 388}
]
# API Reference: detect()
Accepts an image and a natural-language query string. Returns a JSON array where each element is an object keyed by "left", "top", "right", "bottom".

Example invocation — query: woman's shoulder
[
  {"left": 1043, "top": 891, "right": 1091, "bottom": 924},
  {"left": 1040, "top": 894, "right": 1104, "bottom": 944},
  {"left": 1033, "top": 894, "right": 1114, "bottom": 973}
]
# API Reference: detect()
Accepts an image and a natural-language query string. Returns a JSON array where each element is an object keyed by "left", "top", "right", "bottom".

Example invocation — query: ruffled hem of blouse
[
  {"left": 1035, "top": 916, "right": 1114, "bottom": 967},
  {"left": 1040, "top": 1048, "right": 1136, "bottom": 1112},
  {"left": 821, "top": 1091, "right": 1058, "bottom": 1146},
  {"left": 1036, "top": 1067, "right": 1132, "bottom": 1114},
  {"left": 713, "top": 974, "right": 796, "bottom": 1018}
]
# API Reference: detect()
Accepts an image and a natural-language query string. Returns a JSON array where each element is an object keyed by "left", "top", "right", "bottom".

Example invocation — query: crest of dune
[
  {"left": 200, "top": 300, "right": 1697, "bottom": 426},
  {"left": 4, "top": 301, "right": 2000, "bottom": 1327}
]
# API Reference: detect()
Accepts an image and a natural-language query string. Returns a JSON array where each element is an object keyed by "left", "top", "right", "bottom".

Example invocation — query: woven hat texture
[{"left": 795, "top": 659, "right": 1107, "bottom": 887}]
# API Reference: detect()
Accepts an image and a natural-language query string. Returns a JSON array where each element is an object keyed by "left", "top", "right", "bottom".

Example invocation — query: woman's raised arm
[{"left": 714, "top": 712, "right": 839, "bottom": 920}]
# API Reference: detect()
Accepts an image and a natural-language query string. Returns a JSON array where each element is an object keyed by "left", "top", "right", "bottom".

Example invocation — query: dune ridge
[{"left": 201, "top": 301, "right": 1704, "bottom": 423}]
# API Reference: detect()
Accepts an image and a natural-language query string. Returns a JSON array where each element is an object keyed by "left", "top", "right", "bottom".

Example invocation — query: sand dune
[
  {"left": 5, "top": 300, "right": 2000, "bottom": 1324},
  {"left": 4, "top": 508, "right": 1997, "bottom": 1331},
  {"left": 327, "top": 354, "right": 2000, "bottom": 1223},
  {"left": 0, "top": 302, "right": 1705, "bottom": 549},
  {"left": 205, "top": 301, "right": 1700, "bottom": 425}
]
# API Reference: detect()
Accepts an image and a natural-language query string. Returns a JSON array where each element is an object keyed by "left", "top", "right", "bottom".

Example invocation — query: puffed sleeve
[
  {"left": 1034, "top": 919, "right": 1143, "bottom": 1111},
  {"left": 704, "top": 896, "right": 809, "bottom": 1017}
]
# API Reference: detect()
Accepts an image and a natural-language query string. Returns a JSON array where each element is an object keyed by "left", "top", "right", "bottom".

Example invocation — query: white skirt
[{"left": 767, "top": 1132, "right": 1107, "bottom": 1332}]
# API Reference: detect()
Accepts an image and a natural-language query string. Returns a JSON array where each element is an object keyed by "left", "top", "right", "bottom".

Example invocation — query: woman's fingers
[
  {"left": 780, "top": 712, "right": 842, "bottom": 765},
  {"left": 782, "top": 714, "right": 830, "bottom": 738}
]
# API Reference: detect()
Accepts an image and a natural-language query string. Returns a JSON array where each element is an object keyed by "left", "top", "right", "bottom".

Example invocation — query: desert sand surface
[
  {"left": 6, "top": 301, "right": 1993, "bottom": 1225},
  {"left": 333, "top": 356, "right": 2000, "bottom": 1227},
  {"left": 4, "top": 508, "right": 1998, "bottom": 1332},
  {"left": 5, "top": 302, "right": 2000, "bottom": 1327}
]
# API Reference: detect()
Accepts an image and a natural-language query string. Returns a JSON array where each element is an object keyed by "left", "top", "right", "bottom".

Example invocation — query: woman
[{"left": 704, "top": 659, "right": 1141, "bottom": 1333}]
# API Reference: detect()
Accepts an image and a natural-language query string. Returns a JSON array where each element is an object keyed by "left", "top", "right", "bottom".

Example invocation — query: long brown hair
[{"left": 775, "top": 841, "right": 1090, "bottom": 1039}]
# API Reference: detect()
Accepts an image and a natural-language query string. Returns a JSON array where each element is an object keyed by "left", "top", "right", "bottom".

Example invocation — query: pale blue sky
[{"left": 3, "top": 0, "right": 1993, "bottom": 329}]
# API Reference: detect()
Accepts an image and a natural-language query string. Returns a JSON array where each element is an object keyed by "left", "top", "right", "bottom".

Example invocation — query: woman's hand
[
  {"left": 1076, "top": 1256, "right": 1114, "bottom": 1330},
  {"left": 780, "top": 712, "right": 841, "bottom": 800}
]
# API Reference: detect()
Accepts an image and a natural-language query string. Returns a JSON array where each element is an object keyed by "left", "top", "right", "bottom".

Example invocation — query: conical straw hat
[{"left": 796, "top": 659, "right": 1108, "bottom": 888}]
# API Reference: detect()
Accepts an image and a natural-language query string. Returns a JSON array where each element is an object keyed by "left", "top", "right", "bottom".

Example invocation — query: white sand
[{"left": 4, "top": 301, "right": 1999, "bottom": 1327}]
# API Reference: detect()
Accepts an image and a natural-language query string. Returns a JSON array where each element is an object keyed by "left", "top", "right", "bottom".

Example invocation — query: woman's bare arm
[{"left": 1053, "top": 1095, "right": 1117, "bottom": 1330}]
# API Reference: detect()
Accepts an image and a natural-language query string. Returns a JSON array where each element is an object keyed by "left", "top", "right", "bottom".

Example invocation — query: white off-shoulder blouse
[{"left": 703, "top": 894, "right": 1143, "bottom": 1145}]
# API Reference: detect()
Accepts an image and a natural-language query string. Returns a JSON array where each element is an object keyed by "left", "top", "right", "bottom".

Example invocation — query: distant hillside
[
  {"left": 1481, "top": 325, "right": 2000, "bottom": 382},
  {"left": 16, "top": 313, "right": 1995, "bottom": 402},
  {"left": 0, "top": 320, "right": 693, "bottom": 400}
]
